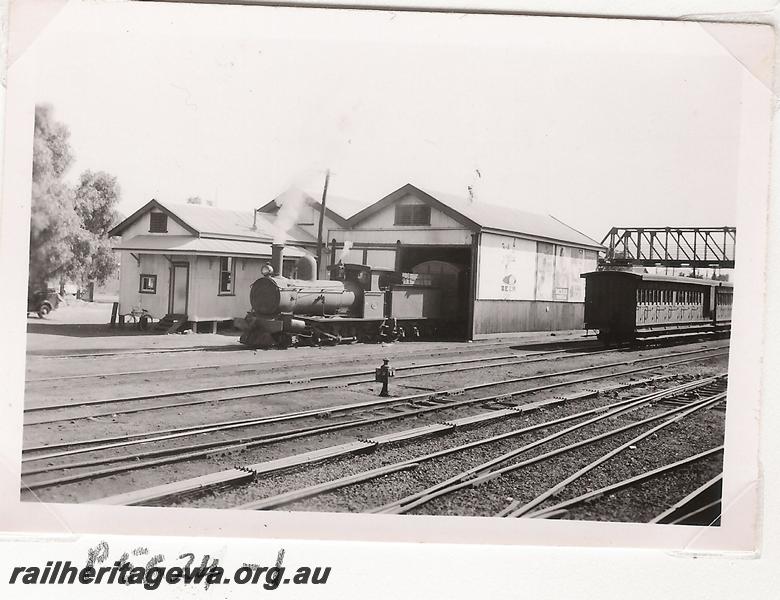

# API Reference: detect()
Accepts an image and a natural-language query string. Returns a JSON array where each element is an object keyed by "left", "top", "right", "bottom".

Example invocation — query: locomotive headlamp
[{"left": 261, "top": 263, "right": 274, "bottom": 277}]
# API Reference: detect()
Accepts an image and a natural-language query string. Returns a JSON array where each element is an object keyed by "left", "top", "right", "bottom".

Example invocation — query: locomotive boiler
[{"left": 238, "top": 245, "right": 461, "bottom": 348}]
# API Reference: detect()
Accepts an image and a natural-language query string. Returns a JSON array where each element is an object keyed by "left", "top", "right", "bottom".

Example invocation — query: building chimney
[{"left": 271, "top": 243, "right": 284, "bottom": 276}]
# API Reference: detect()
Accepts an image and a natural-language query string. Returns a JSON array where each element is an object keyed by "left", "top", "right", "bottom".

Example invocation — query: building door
[{"left": 169, "top": 263, "right": 189, "bottom": 316}]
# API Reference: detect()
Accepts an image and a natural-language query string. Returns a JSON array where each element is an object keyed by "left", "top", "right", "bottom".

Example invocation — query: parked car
[{"left": 27, "top": 289, "right": 62, "bottom": 318}]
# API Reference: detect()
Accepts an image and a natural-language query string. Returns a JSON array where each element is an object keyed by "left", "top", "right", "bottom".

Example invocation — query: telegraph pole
[{"left": 315, "top": 169, "right": 330, "bottom": 279}]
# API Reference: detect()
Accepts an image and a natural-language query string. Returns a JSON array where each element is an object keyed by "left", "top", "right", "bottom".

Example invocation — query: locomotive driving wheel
[{"left": 274, "top": 332, "right": 293, "bottom": 349}]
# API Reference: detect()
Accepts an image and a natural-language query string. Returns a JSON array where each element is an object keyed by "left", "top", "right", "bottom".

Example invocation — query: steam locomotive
[{"left": 238, "top": 245, "right": 464, "bottom": 348}]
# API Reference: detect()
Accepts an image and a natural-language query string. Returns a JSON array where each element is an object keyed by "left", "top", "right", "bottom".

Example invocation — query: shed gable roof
[
  {"left": 108, "top": 199, "right": 317, "bottom": 244},
  {"left": 348, "top": 183, "right": 604, "bottom": 250}
]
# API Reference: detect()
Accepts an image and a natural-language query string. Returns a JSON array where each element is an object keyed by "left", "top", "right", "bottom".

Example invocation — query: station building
[
  {"left": 108, "top": 199, "right": 314, "bottom": 331},
  {"left": 109, "top": 183, "right": 603, "bottom": 337}
]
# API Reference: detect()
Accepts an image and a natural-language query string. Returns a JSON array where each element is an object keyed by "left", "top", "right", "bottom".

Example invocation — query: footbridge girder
[{"left": 600, "top": 227, "right": 736, "bottom": 269}]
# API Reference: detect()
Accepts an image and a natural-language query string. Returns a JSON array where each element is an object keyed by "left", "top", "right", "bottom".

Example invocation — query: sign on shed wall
[
  {"left": 477, "top": 232, "right": 598, "bottom": 302},
  {"left": 477, "top": 233, "right": 537, "bottom": 300}
]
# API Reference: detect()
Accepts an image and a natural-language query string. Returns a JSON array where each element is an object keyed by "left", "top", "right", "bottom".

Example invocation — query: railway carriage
[{"left": 581, "top": 271, "right": 733, "bottom": 343}]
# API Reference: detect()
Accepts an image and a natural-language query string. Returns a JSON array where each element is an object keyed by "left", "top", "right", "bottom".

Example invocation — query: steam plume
[
  {"left": 273, "top": 187, "right": 308, "bottom": 244},
  {"left": 338, "top": 240, "right": 353, "bottom": 263}
]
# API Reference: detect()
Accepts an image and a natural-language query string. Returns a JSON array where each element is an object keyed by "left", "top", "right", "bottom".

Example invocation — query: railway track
[
  {"left": 25, "top": 329, "right": 729, "bottom": 385},
  {"left": 92, "top": 372, "right": 727, "bottom": 511},
  {"left": 21, "top": 346, "right": 728, "bottom": 509},
  {"left": 23, "top": 346, "right": 615, "bottom": 426},
  {"left": 26, "top": 334, "right": 587, "bottom": 364},
  {"left": 24, "top": 339, "right": 728, "bottom": 429},
  {"left": 524, "top": 450, "right": 723, "bottom": 522},
  {"left": 222, "top": 380, "right": 727, "bottom": 523},
  {"left": 22, "top": 345, "right": 726, "bottom": 460}
]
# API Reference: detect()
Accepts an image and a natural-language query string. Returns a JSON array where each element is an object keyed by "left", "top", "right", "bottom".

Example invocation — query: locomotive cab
[{"left": 329, "top": 262, "right": 372, "bottom": 290}]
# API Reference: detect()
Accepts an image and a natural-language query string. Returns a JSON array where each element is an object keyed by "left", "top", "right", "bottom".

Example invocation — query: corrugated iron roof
[
  {"left": 418, "top": 187, "right": 604, "bottom": 250},
  {"left": 347, "top": 183, "right": 604, "bottom": 250},
  {"left": 156, "top": 200, "right": 317, "bottom": 243},
  {"left": 114, "top": 235, "right": 310, "bottom": 258}
]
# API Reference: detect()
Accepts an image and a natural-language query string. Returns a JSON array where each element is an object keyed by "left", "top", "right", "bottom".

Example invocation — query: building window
[
  {"left": 149, "top": 212, "right": 168, "bottom": 233},
  {"left": 139, "top": 274, "right": 157, "bottom": 294},
  {"left": 219, "top": 257, "right": 235, "bottom": 295},
  {"left": 394, "top": 204, "right": 431, "bottom": 226}
]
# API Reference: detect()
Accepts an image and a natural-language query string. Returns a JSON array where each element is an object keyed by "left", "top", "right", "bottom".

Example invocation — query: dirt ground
[
  {"left": 20, "top": 302, "right": 730, "bottom": 522},
  {"left": 25, "top": 300, "right": 243, "bottom": 356}
]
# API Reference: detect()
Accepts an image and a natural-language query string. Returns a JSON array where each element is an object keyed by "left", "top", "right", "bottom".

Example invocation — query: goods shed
[{"left": 326, "top": 183, "right": 604, "bottom": 338}]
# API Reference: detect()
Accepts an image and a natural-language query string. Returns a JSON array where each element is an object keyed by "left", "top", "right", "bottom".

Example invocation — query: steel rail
[
  {"left": 372, "top": 377, "right": 725, "bottom": 513},
  {"left": 23, "top": 344, "right": 725, "bottom": 426},
  {"left": 29, "top": 335, "right": 584, "bottom": 361},
  {"left": 93, "top": 373, "right": 684, "bottom": 506},
  {"left": 234, "top": 376, "right": 694, "bottom": 512},
  {"left": 499, "top": 393, "right": 726, "bottom": 518},
  {"left": 649, "top": 474, "right": 723, "bottom": 525},
  {"left": 23, "top": 346, "right": 609, "bottom": 414},
  {"left": 662, "top": 499, "right": 722, "bottom": 526},
  {"left": 234, "top": 463, "right": 423, "bottom": 510},
  {"left": 524, "top": 446, "right": 724, "bottom": 519},
  {"left": 22, "top": 349, "right": 724, "bottom": 462},
  {"left": 373, "top": 380, "right": 726, "bottom": 515},
  {"left": 22, "top": 346, "right": 609, "bottom": 425},
  {"left": 21, "top": 355, "right": 726, "bottom": 490},
  {"left": 27, "top": 344, "right": 246, "bottom": 360},
  {"left": 25, "top": 337, "right": 592, "bottom": 383}
]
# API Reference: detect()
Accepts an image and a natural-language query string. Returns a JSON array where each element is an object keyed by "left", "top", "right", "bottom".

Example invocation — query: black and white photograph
[{"left": 1, "top": 0, "right": 775, "bottom": 555}]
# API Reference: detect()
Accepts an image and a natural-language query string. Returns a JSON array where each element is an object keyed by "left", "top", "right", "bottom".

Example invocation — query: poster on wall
[{"left": 477, "top": 233, "right": 537, "bottom": 300}]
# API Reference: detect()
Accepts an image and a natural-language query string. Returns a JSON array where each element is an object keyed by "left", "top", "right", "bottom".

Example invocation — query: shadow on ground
[{"left": 510, "top": 337, "right": 598, "bottom": 352}]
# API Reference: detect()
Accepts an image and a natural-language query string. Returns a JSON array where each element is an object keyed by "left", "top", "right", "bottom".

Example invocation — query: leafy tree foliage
[
  {"left": 74, "top": 171, "right": 121, "bottom": 237},
  {"left": 29, "top": 106, "right": 79, "bottom": 289},
  {"left": 32, "top": 105, "right": 73, "bottom": 182},
  {"left": 66, "top": 171, "right": 122, "bottom": 287},
  {"left": 29, "top": 105, "right": 122, "bottom": 291}
]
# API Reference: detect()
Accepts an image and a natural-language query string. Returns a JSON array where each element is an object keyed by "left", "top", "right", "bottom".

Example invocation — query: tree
[
  {"left": 74, "top": 171, "right": 121, "bottom": 236},
  {"left": 66, "top": 171, "right": 122, "bottom": 288},
  {"left": 29, "top": 105, "right": 80, "bottom": 289},
  {"left": 29, "top": 105, "right": 123, "bottom": 291}
]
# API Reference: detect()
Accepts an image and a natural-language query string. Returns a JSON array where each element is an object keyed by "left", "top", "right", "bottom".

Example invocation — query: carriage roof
[{"left": 580, "top": 270, "right": 733, "bottom": 289}]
